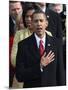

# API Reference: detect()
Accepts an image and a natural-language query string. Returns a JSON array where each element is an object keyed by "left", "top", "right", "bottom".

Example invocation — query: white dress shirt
[{"left": 34, "top": 33, "right": 46, "bottom": 49}]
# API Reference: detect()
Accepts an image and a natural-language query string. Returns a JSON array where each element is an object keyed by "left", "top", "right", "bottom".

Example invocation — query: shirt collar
[{"left": 34, "top": 33, "right": 46, "bottom": 48}]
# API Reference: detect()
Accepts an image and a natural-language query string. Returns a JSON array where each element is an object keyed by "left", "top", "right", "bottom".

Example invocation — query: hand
[{"left": 40, "top": 50, "right": 55, "bottom": 67}]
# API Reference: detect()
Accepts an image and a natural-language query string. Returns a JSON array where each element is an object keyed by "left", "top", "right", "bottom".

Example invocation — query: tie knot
[{"left": 40, "top": 40, "right": 43, "bottom": 44}]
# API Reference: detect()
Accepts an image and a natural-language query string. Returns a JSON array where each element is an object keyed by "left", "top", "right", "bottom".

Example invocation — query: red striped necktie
[{"left": 39, "top": 40, "right": 45, "bottom": 57}]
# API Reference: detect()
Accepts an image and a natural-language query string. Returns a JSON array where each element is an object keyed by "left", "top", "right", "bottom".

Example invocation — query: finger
[
  {"left": 47, "top": 50, "right": 52, "bottom": 57},
  {"left": 50, "top": 52, "right": 55, "bottom": 56},
  {"left": 48, "top": 55, "right": 55, "bottom": 62},
  {"left": 43, "top": 52, "right": 46, "bottom": 57},
  {"left": 49, "top": 58, "right": 55, "bottom": 63},
  {"left": 49, "top": 53, "right": 55, "bottom": 59},
  {"left": 47, "top": 54, "right": 55, "bottom": 63}
]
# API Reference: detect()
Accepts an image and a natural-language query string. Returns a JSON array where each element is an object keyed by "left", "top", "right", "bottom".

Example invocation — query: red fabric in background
[{"left": 9, "top": 36, "right": 15, "bottom": 87}]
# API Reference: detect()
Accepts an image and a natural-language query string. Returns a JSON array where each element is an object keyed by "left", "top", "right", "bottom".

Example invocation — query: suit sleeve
[{"left": 15, "top": 42, "right": 41, "bottom": 82}]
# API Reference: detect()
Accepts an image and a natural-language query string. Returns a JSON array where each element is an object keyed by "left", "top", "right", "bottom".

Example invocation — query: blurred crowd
[{"left": 9, "top": 1, "right": 66, "bottom": 88}]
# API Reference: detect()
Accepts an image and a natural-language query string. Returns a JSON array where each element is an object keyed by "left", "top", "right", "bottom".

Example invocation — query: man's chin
[
  {"left": 36, "top": 32, "right": 43, "bottom": 36},
  {"left": 37, "top": 30, "right": 43, "bottom": 34}
]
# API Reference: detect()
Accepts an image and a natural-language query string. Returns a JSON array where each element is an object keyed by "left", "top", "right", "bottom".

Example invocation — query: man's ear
[{"left": 45, "top": 20, "right": 48, "bottom": 28}]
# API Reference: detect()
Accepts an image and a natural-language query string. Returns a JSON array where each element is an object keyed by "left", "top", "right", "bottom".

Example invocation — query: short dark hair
[
  {"left": 9, "top": 1, "right": 23, "bottom": 7},
  {"left": 23, "top": 5, "right": 36, "bottom": 27},
  {"left": 32, "top": 10, "right": 47, "bottom": 20},
  {"left": 9, "top": 1, "right": 21, "bottom": 3}
]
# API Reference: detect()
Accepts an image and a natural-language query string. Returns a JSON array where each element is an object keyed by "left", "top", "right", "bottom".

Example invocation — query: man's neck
[{"left": 35, "top": 33, "right": 46, "bottom": 39}]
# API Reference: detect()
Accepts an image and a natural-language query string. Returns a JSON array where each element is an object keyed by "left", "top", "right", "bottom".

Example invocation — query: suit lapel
[
  {"left": 29, "top": 34, "right": 40, "bottom": 60},
  {"left": 45, "top": 34, "right": 53, "bottom": 54}
]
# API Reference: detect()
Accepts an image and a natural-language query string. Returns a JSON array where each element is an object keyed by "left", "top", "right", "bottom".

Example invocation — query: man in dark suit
[{"left": 16, "top": 10, "right": 65, "bottom": 88}]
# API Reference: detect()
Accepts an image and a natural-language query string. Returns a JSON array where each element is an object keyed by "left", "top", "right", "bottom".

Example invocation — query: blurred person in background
[
  {"left": 49, "top": 4, "right": 63, "bottom": 13},
  {"left": 48, "top": 4, "right": 66, "bottom": 37},
  {"left": 9, "top": 1, "right": 24, "bottom": 36},
  {"left": 9, "top": 1, "right": 24, "bottom": 87},
  {"left": 10, "top": 5, "right": 36, "bottom": 88},
  {"left": 48, "top": 3, "right": 66, "bottom": 70},
  {"left": 48, "top": 4, "right": 66, "bottom": 40}
]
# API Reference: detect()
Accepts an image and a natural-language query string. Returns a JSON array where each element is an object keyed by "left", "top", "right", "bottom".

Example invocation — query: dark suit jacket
[
  {"left": 45, "top": 8, "right": 63, "bottom": 39},
  {"left": 16, "top": 33, "right": 65, "bottom": 88},
  {"left": 9, "top": 16, "right": 16, "bottom": 37}
]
